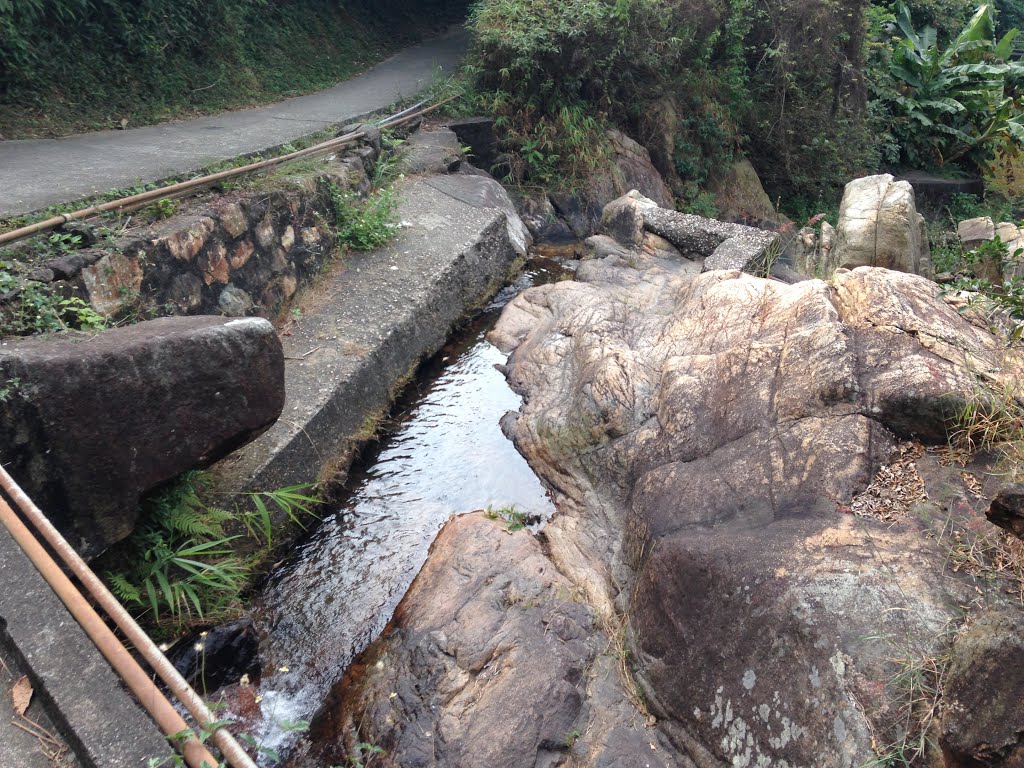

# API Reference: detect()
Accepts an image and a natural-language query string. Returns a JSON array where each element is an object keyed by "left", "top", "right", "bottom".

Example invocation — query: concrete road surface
[{"left": 0, "top": 27, "right": 468, "bottom": 218}]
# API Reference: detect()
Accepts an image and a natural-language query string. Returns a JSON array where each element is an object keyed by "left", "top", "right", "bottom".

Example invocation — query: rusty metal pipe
[
  {"left": 0, "top": 496, "right": 218, "bottom": 768},
  {"left": 0, "top": 465, "right": 256, "bottom": 768}
]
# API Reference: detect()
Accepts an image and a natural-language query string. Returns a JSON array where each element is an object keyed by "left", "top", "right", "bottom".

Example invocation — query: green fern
[
  {"left": 107, "top": 571, "right": 143, "bottom": 605},
  {"left": 100, "top": 472, "right": 320, "bottom": 635}
]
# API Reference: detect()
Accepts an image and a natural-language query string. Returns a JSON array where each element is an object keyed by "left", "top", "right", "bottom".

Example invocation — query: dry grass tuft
[{"left": 937, "top": 503, "right": 1024, "bottom": 604}]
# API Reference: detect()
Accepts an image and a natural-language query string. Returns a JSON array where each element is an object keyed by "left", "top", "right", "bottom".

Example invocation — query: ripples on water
[{"left": 244, "top": 258, "right": 569, "bottom": 758}]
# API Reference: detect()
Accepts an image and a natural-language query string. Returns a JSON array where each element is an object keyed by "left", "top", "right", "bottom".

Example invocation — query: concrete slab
[
  {"left": 0, "top": 523, "right": 172, "bottom": 767},
  {"left": 0, "top": 27, "right": 468, "bottom": 218},
  {"left": 210, "top": 170, "right": 525, "bottom": 500},
  {"left": 0, "top": 640, "right": 79, "bottom": 768}
]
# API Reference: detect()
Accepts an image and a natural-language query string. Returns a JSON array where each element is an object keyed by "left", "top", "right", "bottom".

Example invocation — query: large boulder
[
  {"left": 832, "top": 174, "right": 932, "bottom": 277},
  {"left": 488, "top": 247, "right": 1022, "bottom": 765},
  {"left": 295, "top": 513, "right": 671, "bottom": 768},
  {"left": 708, "top": 156, "right": 779, "bottom": 227},
  {"left": 0, "top": 316, "right": 284, "bottom": 557},
  {"left": 544, "top": 131, "right": 675, "bottom": 240}
]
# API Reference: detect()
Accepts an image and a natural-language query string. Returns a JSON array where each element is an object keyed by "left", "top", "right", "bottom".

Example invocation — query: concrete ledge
[
  {"left": 210, "top": 171, "right": 524, "bottom": 501},
  {"left": 0, "top": 524, "right": 171, "bottom": 767},
  {"left": 642, "top": 207, "right": 779, "bottom": 272}
]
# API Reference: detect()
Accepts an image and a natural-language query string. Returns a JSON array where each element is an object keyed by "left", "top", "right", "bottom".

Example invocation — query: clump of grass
[
  {"left": 861, "top": 628, "right": 952, "bottom": 768},
  {"left": 950, "top": 375, "right": 1024, "bottom": 476}
]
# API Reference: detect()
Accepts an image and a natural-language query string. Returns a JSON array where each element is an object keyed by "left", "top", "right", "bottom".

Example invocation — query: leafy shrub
[
  {"left": 466, "top": 0, "right": 722, "bottom": 184},
  {"left": 882, "top": 2, "right": 1024, "bottom": 171},
  {"left": 0, "top": 262, "right": 106, "bottom": 336}
]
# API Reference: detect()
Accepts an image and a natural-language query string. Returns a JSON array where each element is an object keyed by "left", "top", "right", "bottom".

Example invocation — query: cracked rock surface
[
  {"left": 299, "top": 239, "right": 1024, "bottom": 766},
  {"left": 484, "top": 251, "right": 1024, "bottom": 766}
]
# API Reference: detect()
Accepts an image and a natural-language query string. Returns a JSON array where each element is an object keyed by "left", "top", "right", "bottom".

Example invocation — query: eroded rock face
[
  {"left": 529, "top": 131, "right": 674, "bottom": 241},
  {"left": 0, "top": 316, "right": 284, "bottom": 557},
  {"left": 300, "top": 513, "right": 670, "bottom": 768},
  {"left": 832, "top": 174, "right": 932, "bottom": 277},
  {"left": 487, "top": 251, "right": 1021, "bottom": 765}
]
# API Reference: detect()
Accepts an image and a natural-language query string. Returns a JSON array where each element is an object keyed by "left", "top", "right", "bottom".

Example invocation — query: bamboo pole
[
  {"left": 0, "top": 465, "right": 256, "bottom": 768},
  {"left": 0, "top": 497, "right": 218, "bottom": 768}
]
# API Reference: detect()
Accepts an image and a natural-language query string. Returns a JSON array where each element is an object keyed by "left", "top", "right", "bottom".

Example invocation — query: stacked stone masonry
[{"left": 34, "top": 138, "right": 378, "bottom": 322}]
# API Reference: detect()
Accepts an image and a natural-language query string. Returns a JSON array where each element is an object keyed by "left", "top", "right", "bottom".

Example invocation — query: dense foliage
[
  {"left": 0, "top": 0, "right": 469, "bottom": 137},
  {"left": 462, "top": 0, "right": 1023, "bottom": 204},
  {"left": 880, "top": 3, "right": 1024, "bottom": 169}
]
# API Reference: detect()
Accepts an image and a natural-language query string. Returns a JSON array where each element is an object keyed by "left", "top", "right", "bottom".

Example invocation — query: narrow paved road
[{"left": 0, "top": 27, "right": 468, "bottom": 219}]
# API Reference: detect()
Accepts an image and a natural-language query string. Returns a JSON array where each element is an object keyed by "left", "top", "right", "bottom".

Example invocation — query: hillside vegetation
[
  {"left": 0, "top": 0, "right": 469, "bottom": 138},
  {"left": 462, "top": 0, "right": 1023, "bottom": 206}
]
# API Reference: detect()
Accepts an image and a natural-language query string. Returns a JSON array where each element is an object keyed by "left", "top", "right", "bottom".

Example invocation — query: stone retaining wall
[{"left": 30, "top": 136, "right": 380, "bottom": 323}]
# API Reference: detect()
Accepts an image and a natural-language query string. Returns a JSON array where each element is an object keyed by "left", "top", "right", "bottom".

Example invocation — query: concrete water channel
[{"left": 231, "top": 255, "right": 571, "bottom": 761}]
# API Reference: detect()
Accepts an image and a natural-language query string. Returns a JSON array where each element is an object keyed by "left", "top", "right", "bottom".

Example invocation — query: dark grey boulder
[
  {"left": 939, "top": 610, "right": 1024, "bottom": 765},
  {"left": 445, "top": 116, "right": 499, "bottom": 172},
  {"left": 0, "top": 316, "right": 284, "bottom": 557},
  {"left": 988, "top": 485, "right": 1024, "bottom": 539}
]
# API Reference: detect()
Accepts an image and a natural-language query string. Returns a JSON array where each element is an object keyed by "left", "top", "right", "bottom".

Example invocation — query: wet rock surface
[{"left": 0, "top": 316, "right": 283, "bottom": 557}]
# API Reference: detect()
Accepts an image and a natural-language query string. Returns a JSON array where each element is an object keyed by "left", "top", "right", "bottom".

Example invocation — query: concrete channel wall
[{"left": 209, "top": 162, "right": 529, "bottom": 511}]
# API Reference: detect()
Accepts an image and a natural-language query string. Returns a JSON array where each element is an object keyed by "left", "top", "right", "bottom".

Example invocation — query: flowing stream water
[{"left": 241, "top": 256, "right": 570, "bottom": 759}]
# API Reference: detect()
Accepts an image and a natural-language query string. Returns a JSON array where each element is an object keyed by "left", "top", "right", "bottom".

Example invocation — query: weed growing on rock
[
  {"left": 334, "top": 742, "right": 385, "bottom": 768},
  {"left": 484, "top": 505, "right": 538, "bottom": 533},
  {"left": 861, "top": 628, "right": 952, "bottom": 768}
]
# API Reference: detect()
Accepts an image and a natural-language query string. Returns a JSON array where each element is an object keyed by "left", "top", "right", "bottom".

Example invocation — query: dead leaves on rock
[{"left": 851, "top": 442, "right": 928, "bottom": 522}]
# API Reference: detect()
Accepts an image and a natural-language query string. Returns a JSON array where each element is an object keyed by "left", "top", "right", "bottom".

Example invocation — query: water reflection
[{"left": 243, "top": 258, "right": 568, "bottom": 758}]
